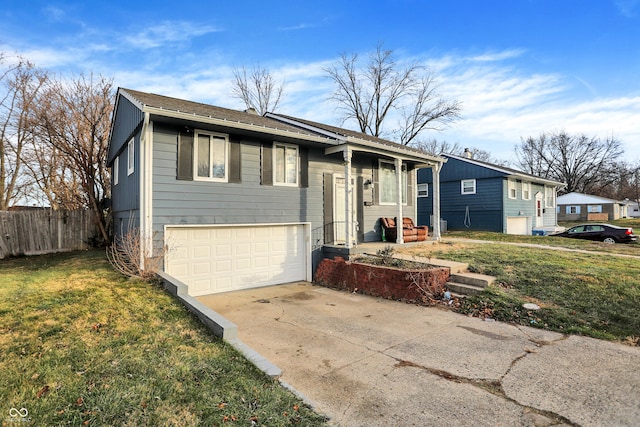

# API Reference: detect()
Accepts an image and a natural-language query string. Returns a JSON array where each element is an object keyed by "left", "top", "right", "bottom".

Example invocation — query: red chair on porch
[{"left": 380, "top": 217, "right": 428, "bottom": 243}]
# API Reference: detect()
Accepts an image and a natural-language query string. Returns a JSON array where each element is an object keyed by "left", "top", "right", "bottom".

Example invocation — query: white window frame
[
  {"left": 461, "top": 179, "right": 476, "bottom": 195},
  {"left": 273, "top": 142, "right": 299, "bottom": 187},
  {"left": 587, "top": 205, "right": 602, "bottom": 213},
  {"left": 508, "top": 179, "right": 517, "bottom": 199},
  {"left": 545, "top": 186, "right": 555, "bottom": 208},
  {"left": 522, "top": 182, "right": 531, "bottom": 200},
  {"left": 379, "top": 160, "right": 407, "bottom": 205},
  {"left": 417, "top": 183, "right": 429, "bottom": 198},
  {"left": 113, "top": 156, "right": 119, "bottom": 186},
  {"left": 194, "top": 130, "right": 229, "bottom": 182},
  {"left": 127, "top": 138, "right": 134, "bottom": 176},
  {"left": 567, "top": 205, "right": 580, "bottom": 214}
]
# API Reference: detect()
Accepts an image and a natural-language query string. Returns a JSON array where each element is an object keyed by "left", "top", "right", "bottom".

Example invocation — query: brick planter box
[{"left": 315, "top": 257, "right": 450, "bottom": 304}]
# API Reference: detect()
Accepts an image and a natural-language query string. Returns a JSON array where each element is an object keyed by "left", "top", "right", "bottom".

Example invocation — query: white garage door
[
  {"left": 165, "top": 224, "right": 309, "bottom": 296},
  {"left": 506, "top": 217, "right": 529, "bottom": 235}
]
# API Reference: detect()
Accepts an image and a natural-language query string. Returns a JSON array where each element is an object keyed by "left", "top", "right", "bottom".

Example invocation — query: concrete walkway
[{"left": 198, "top": 283, "right": 640, "bottom": 427}]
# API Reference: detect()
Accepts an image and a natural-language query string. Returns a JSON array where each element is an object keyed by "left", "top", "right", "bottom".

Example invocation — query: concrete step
[
  {"left": 392, "top": 254, "right": 468, "bottom": 274},
  {"left": 449, "top": 272, "right": 494, "bottom": 289},
  {"left": 446, "top": 281, "right": 485, "bottom": 296}
]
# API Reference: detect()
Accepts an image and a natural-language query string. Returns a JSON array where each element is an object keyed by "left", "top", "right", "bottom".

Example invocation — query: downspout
[
  {"left": 139, "top": 112, "right": 152, "bottom": 270},
  {"left": 343, "top": 147, "right": 353, "bottom": 249},
  {"left": 431, "top": 163, "right": 442, "bottom": 240},
  {"left": 395, "top": 157, "right": 404, "bottom": 244}
]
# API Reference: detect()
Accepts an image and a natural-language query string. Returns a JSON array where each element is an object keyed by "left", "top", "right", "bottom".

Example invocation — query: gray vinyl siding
[
  {"left": 150, "top": 124, "right": 416, "bottom": 253},
  {"left": 111, "top": 131, "right": 140, "bottom": 238},
  {"left": 108, "top": 96, "right": 144, "bottom": 164}
]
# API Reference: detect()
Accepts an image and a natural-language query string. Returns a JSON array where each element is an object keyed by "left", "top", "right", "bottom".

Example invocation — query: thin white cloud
[
  {"left": 124, "top": 21, "right": 221, "bottom": 49},
  {"left": 466, "top": 49, "right": 526, "bottom": 62},
  {"left": 43, "top": 6, "right": 66, "bottom": 22},
  {"left": 615, "top": 0, "right": 639, "bottom": 17}
]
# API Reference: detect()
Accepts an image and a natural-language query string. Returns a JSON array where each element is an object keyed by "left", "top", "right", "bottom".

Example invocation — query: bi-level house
[
  {"left": 108, "top": 88, "right": 445, "bottom": 296},
  {"left": 417, "top": 152, "right": 565, "bottom": 234}
]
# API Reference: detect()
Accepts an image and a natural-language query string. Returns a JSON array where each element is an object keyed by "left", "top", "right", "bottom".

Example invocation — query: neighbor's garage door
[
  {"left": 506, "top": 217, "right": 529, "bottom": 235},
  {"left": 165, "top": 224, "right": 308, "bottom": 296}
]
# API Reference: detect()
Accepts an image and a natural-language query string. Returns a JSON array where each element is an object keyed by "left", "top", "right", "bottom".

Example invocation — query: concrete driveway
[{"left": 198, "top": 282, "right": 640, "bottom": 427}]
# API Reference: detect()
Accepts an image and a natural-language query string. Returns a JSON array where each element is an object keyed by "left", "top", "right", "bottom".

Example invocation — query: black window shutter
[
  {"left": 299, "top": 146, "right": 309, "bottom": 188},
  {"left": 229, "top": 138, "right": 241, "bottom": 183},
  {"left": 261, "top": 143, "right": 273, "bottom": 185},
  {"left": 177, "top": 132, "right": 193, "bottom": 180}
]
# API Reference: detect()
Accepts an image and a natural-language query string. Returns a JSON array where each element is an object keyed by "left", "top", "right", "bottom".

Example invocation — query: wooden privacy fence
[{"left": 0, "top": 209, "right": 97, "bottom": 259}]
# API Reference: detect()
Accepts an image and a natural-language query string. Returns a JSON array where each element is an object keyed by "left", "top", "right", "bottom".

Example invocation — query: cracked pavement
[{"left": 199, "top": 282, "right": 640, "bottom": 427}]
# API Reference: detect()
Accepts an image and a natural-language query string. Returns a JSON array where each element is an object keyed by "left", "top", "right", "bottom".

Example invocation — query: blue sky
[{"left": 1, "top": 0, "right": 639, "bottom": 162}]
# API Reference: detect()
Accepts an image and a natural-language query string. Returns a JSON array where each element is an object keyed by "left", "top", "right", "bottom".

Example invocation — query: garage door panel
[
  {"left": 166, "top": 224, "right": 307, "bottom": 296},
  {"left": 507, "top": 217, "right": 529, "bottom": 235}
]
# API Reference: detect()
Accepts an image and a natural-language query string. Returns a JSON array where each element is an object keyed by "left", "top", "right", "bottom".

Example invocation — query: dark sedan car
[{"left": 552, "top": 223, "right": 638, "bottom": 244}]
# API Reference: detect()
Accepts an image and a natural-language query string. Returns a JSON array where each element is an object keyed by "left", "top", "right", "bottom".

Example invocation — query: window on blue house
[
  {"left": 127, "top": 138, "right": 134, "bottom": 176},
  {"left": 461, "top": 179, "right": 476, "bottom": 195},
  {"left": 417, "top": 183, "right": 428, "bottom": 197},
  {"left": 508, "top": 179, "right": 517, "bottom": 199}
]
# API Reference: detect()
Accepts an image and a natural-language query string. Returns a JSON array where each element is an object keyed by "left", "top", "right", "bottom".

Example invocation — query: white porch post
[
  {"left": 395, "top": 157, "right": 404, "bottom": 244},
  {"left": 343, "top": 148, "right": 353, "bottom": 249},
  {"left": 432, "top": 163, "right": 442, "bottom": 241}
]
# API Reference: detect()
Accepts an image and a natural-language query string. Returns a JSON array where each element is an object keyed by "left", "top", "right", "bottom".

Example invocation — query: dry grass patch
[{"left": 0, "top": 250, "right": 327, "bottom": 426}]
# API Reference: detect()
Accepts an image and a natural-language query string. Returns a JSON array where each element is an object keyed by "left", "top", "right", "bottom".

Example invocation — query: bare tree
[
  {"left": 414, "top": 139, "right": 463, "bottom": 156},
  {"left": 231, "top": 64, "right": 284, "bottom": 115},
  {"left": 0, "top": 57, "right": 47, "bottom": 210},
  {"left": 415, "top": 140, "right": 508, "bottom": 165},
  {"left": 515, "top": 131, "right": 623, "bottom": 194},
  {"left": 324, "top": 43, "right": 461, "bottom": 145},
  {"left": 32, "top": 73, "right": 113, "bottom": 243}
]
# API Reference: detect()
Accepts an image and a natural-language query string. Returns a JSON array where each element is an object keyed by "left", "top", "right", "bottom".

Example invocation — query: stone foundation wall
[{"left": 315, "top": 257, "right": 450, "bottom": 304}]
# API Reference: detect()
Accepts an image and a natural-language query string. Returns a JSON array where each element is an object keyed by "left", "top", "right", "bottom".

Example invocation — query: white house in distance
[{"left": 556, "top": 192, "right": 629, "bottom": 222}]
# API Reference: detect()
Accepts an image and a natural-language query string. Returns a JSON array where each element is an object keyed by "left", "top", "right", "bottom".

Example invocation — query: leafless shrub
[
  {"left": 406, "top": 269, "right": 445, "bottom": 304},
  {"left": 106, "top": 227, "right": 164, "bottom": 281}
]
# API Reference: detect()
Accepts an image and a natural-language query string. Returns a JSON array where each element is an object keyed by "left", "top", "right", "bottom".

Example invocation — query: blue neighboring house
[{"left": 417, "top": 153, "right": 565, "bottom": 234}]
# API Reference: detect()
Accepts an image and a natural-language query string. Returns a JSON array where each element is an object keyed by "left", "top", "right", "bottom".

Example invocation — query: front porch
[{"left": 321, "top": 239, "right": 438, "bottom": 261}]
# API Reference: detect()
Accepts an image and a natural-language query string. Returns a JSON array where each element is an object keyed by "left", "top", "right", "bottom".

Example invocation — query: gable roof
[
  {"left": 443, "top": 153, "right": 566, "bottom": 187},
  {"left": 110, "top": 88, "right": 445, "bottom": 166},
  {"left": 557, "top": 192, "right": 625, "bottom": 205},
  {"left": 118, "top": 88, "right": 331, "bottom": 142}
]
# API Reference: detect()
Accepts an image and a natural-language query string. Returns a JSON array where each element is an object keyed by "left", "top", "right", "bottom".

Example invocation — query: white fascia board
[
  {"left": 344, "top": 136, "right": 445, "bottom": 165},
  {"left": 445, "top": 153, "right": 565, "bottom": 187},
  {"left": 265, "top": 113, "right": 346, "bottom": 141},
  {"left": 144, "top": 106, "right": 334, "bottom": 145}
]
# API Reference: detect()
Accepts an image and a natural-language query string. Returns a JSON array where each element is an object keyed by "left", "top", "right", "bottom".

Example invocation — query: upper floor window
[
  {"left": 113, "top": 156, "right": 119, "bottom": 186},
  {"left": 127, "top": 138, "right": 134, "bottom": 176},
  {"left": 508, "top": 179, "right": 517, "bottom": 199},
  {"left": 273, "top": 143, "right": 299, "bottom": 186},
  {"left": 417, "top": 183, "right": 429, "bottom": 198},
  {"left": 195, "top": 131, "right": 228, "bottom": 182},
  {"left": 379, "top": 160, "right": 407, "bottom": 205},
  {"left": 545, "top": 186, "right": 555, "bottom": 207},
  {"left": 461, "top": 179, "right": 476, "bottom": 195},
  {"left": 522, "top": 182, "right": 531, "bottom": 200}
]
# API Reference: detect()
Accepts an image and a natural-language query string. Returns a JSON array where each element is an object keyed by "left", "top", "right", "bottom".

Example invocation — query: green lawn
[
  {"left": 399, "top": 238, "right": 640, "bottom": 344},
  {"left": 0, "top": 250, "right": 327, "bottom": 426}
]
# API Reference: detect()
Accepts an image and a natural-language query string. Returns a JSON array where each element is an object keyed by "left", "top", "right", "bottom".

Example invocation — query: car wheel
[{"left": 603, "top": 237, "right": 616, "bottom": 244}]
